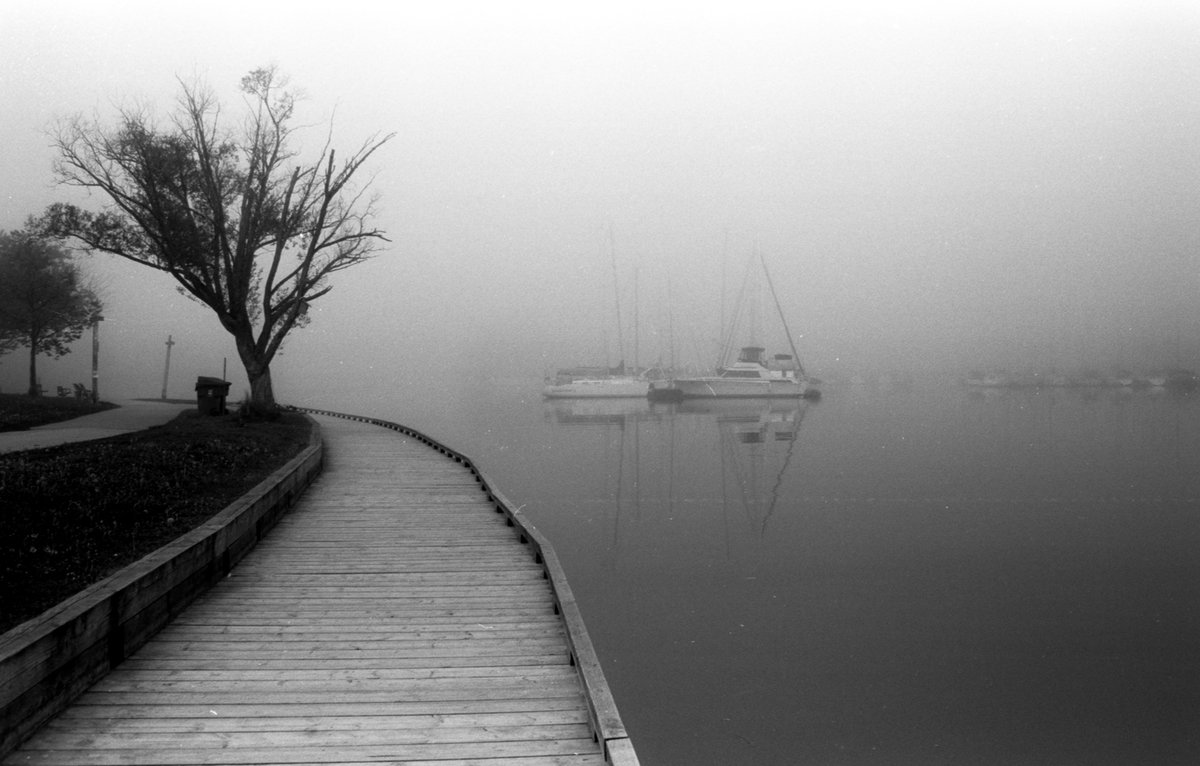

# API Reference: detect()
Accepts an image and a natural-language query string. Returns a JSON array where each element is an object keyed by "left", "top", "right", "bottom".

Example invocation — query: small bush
[{"left": 235, "top": 393, "right": 280, "bottom": 423}]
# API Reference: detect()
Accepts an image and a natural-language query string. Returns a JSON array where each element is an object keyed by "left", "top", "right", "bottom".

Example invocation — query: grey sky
[{"left": 2, "top": 1, "right": 1198, "bottom": 404}]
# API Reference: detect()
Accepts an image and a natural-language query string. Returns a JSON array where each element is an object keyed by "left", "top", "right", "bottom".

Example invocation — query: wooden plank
[
  {"left": 57, "top": 698, "right": 588, "bottom": 719},
  {"left": 89, "top": 666, "right": 580, "bottom": 683},
  {"left": 5, "top": 739, "right": 605, "bottom": 765},
  {"left": 88, "top": 672, "right": 584, "bottom": 693},
  {"left": 125, "top": 641, "right": 571, "bottom": 661},
  {"left": 165, "top": 613, "right": 563, "bottom": 625},
  {"left": 77, "top": 688, "right": 587, "bottom": 708},
  {"left": 154, "top": 621, "right": 563, "bottom": 636},
  {"left": 22, "top": 723, "right": 596, "bottom": 750},
  {"left": 148, "top": 629, "right": 567, "bottom": 643},
  {"left": 107, "top": 656, "right": 569, "bottom": 671},
  {"left": 211, "top": 571, "right": 549, "bottom": 586},
  {"left": 40, "top": 709, "right": 591, "bottom": 733}
]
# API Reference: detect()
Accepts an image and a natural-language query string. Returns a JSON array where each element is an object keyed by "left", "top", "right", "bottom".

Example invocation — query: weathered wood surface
[
  {"left": 3, "top": 415, "right": 623, "bottom": 765},
  {"left": 0, "top": 421, "right": 323, "bottom": 760}
]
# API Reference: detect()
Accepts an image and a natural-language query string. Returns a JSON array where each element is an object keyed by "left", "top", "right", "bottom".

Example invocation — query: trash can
[{"left": 195, "top": 376, "right": 231, "bottom": 415}]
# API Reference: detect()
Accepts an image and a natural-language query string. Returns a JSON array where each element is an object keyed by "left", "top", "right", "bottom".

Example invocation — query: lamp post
[
  {"left": 161, "top": 334, "right": 174, "bottom": 400},
  {"left": 91, "top": 314, "right": 103, "bottom": 404}
]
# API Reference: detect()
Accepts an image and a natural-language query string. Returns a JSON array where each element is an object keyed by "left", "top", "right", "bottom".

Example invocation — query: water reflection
[
  {"left": 541, "top": 396, "right": 813, "bottom": 549},
  {"left": 543, "top": 397, "right": 658, "bottom": 426},
  {"left": 676, "top": 398, "right": 808, "bottom": 536},
  {"left": 519, "top": 383, "right": 1199, "bottom": 765}
]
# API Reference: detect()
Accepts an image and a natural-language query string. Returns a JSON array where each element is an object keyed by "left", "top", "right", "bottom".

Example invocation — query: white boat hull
[
  {"left": 542, "top": 377, "right": 650, "bottom": 398},
  {"left": 668, "top": 377, "right": 808, "bottom": 398}
]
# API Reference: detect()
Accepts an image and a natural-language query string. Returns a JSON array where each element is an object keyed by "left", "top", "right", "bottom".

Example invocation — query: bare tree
[
  {"left": 0, "top": 230, "right": 103, "bottom": 396},
  {"left": 40, "top": 66, "right": 394, "bottom": 408}
]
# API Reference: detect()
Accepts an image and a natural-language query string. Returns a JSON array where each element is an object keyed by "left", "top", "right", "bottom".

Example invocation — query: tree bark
[
  {"left": 27, "top": 343, "right": 38, "bottom": 397},
  {"left": 236, "top": 335, "right": 275, "bottom": 409},
  {"left": 248, "top": 366, "right": 274, "bottom": 408}
]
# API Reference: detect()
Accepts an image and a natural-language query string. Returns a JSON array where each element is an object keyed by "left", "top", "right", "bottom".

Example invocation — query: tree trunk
[
  {"left": 236, "top": 335, "right": 276, "bottom": 409},
  {"left": 248, "top": 366, "right": 275, "bottom": 408},
  {"left": 27, "top": 343, "right": 38, "bottom": 397}
]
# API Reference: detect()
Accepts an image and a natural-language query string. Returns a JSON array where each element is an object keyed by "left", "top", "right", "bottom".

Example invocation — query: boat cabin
[
  {"left": 718, "top": 346, "right": 799, "bottom": 380},
  {"left": 737, "top": 346, "right": 767, "bottom": 365}
]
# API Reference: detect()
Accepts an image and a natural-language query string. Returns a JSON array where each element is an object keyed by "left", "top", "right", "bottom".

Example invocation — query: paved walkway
[
  {"left": 0, "top": 400, "right": 193, "bottom": 454},
  {"left": 3, "top": 414, "right": 629, "bottom": 765}
]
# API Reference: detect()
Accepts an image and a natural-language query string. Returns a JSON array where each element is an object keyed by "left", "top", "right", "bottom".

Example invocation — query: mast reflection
[
  {"left": 539, "top": 395, "right": 814, "bottom": 559},
  {"left": 677, "top": 398, "right": 809, "bottom": 536}
]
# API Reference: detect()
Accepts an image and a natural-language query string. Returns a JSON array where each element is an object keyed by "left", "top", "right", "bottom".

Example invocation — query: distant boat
[
  {"left": 663, "top": 346, "right": 809, "bottom": 399},
  {"left": 655, "top": 252, "right": 815, "bottom": 400},
  {"left": 960, "top": 368, "right": 1191, "bottom": 390},
  {"left": 544, "top": 225, "right": 650, "bottom": 399},
  {"left": 543, "top": 369, "right": 650, "bottom": 398}
]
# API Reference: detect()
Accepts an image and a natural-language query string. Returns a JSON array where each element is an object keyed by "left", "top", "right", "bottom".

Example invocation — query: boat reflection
[
  {"left": 538, "top": 394, "right": 814, "bottom": 558},
  {"left": 678, "top": 398, "right": 809, "bottom": 535},
  {"left": 542, "top": 396, "right": 658, "bottom": 427},
  {"left": 675, "top": 397, "right": 806, "bottom": 441}
]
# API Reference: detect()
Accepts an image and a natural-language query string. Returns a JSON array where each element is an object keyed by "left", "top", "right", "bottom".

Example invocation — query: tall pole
[
  {"left": 718, "top": 230, "right": 729, "bottom": 368},
  {"left": 608, "top": 223, "right": 625, "bottom": 372},
  {"left": 161, "top": 334, "right": 175, "bottom": 400},
  {"left": 91, "top": 315, "right": 103, "bottom": 404},
  {"left": 633, "top": 266, "right": 640, "bottom": 373}
]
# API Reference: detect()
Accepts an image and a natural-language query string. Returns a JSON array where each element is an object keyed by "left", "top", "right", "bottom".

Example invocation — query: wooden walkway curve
[{"left": 4, "top": 413, "right": 637, "bottom": 765}]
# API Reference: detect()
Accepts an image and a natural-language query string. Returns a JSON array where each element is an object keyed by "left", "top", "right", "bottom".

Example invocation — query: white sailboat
[
  {"left": 543, "top": 228, "right": 650, "bottom": 399},
  {"left": 542, "top": 368, "right": 650, "bottom": 398}
]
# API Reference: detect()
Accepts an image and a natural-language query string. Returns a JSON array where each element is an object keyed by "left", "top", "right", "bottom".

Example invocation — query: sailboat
[
  {"left": 656, "top": 252, "right": 813, "bottom": 399},
  {"left": 543, "top": 229, "right": 651, "bottom": 399},
  {"left": 542, "top": 365, "right": 650, "bottom": 398}
]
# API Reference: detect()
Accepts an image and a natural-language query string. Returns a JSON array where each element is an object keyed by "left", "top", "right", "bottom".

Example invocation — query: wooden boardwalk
[{"left": 4, "top": 414, "right": 633, "bottom": 765}]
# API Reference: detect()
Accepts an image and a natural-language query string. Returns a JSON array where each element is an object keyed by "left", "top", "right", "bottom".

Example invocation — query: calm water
[{"left": 355, "top": 379, "right": 1200, "bottom": 765}]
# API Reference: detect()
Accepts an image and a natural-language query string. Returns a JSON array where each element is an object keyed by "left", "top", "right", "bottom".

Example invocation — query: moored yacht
[{"left": 662, "top": 346, "right": 808, "bottom": 398}]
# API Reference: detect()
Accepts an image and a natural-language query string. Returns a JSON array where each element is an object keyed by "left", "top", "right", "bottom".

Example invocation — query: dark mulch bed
[
  {"left": 0, "top": 409, "right": 313, "bottom": 634},
  {"left": 0, "top": 393, "right": 117, "bottom": 432}
]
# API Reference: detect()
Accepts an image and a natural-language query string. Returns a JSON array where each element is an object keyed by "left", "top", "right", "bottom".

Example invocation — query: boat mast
[
  {"left": 719, "top": 257, "right": 754, "bottom": 368},
  {"left": 608, "top": 224, "right": 626, "bottom": 372},
  {"left": 719, "top": 230, "right": 729, "bottom": 369},
  {"left": 666, "top": 276, "right": 677, "bottom": 373},
  {"left": 633, "top": 265, "right": 640, "bottom": 373},
  {"left": 759, "top": 252, "right": 807, "bottom": 378}
]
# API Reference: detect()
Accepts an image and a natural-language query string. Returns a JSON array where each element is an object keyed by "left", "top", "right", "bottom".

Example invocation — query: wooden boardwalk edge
[
  {"left": 0, "top": 418, "right": 325, "bottom": 759},
  {"left": 292, "top": 407, "right": 640, "bottom": 765}
]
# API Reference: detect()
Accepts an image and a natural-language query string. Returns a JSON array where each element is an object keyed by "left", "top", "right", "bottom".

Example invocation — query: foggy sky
[{"left": 2, "top": 1, "right": 1198, "bottom": 407}]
